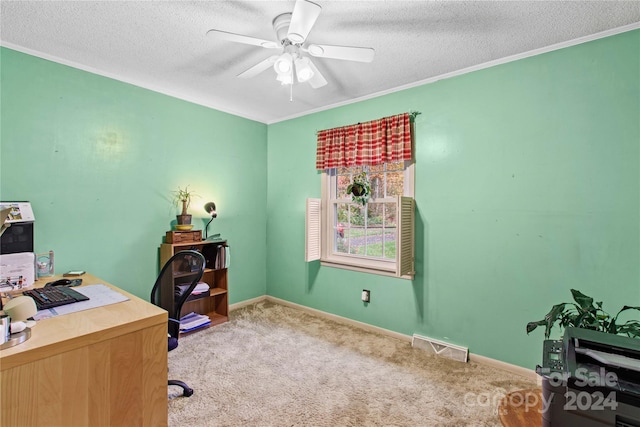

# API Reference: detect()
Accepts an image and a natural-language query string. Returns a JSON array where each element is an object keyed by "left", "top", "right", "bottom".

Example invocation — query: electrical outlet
[{"left": 362, "top": 289, "right": 370, "bottom": 303}]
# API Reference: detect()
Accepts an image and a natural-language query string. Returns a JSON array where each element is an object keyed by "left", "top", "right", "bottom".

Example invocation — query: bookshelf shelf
[
  {"left": 160, "top": 238, "right": 229, "bottom": 335},
  {"left": 210, "top": 287, "right": 227, "bottom": 296}
]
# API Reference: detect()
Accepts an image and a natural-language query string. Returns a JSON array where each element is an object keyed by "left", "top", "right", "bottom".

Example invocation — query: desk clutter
[
  {"left": 0, "top": 295, "right": 37, "bottom": 349},
  {"left": 1, "top": 273, "right": 169, "bottom": 426},
  {"left": 32, "top": 284, "right": 129, "bottom": 320},
  {"left": 23, "top": 286, "right": 89, "bottom": 310}
]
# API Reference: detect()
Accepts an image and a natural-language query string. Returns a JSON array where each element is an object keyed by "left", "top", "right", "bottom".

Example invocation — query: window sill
[{"left": 320, "top": 259, "right": 413, "bottom": 280}]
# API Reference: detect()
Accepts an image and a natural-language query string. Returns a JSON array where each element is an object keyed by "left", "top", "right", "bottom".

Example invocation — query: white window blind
[{"left": 305, "top": 198, "right": 321, "bottom": 262}]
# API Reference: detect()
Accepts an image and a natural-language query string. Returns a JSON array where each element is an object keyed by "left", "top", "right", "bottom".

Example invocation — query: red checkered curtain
[{"left": 316, "top": 112, "right": 412, "bottom": 170}]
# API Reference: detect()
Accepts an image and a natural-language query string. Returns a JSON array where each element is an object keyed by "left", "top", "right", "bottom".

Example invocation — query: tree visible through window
[{"left": 332, "top": 161, "right": 407, "bottom": 262}]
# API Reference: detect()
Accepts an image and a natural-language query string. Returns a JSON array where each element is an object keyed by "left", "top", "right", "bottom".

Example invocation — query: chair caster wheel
[{"left": 183, "top": 388, "right": 194, "bottom": 397}]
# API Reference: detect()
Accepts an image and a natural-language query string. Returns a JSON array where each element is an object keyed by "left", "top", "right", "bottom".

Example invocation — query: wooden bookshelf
[{"left": 160, "top": 239, "right": 229, "bottom": 334}]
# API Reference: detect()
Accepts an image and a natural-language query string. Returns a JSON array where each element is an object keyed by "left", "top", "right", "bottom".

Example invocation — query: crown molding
[
  {"left": 2, "top": 22, "right": 638, "bottom": 125},
  {"left": 269, "top": 22, "right": 640, "bottom": 124}
]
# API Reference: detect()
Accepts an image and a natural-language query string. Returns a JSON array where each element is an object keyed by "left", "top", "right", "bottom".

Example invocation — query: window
[
  {"left": 306, "top": 160, "right": 415, "bottom": 279},
  {"left": 307, "top": 112, "right": 416, "bottom": 279}
]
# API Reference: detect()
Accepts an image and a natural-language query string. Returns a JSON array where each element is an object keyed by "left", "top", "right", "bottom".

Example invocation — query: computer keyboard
[{"left": 23, "top": 287, "right": 90, "bottom": 310}]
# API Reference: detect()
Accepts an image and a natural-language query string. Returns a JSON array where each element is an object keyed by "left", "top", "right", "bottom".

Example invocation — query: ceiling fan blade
[
  {"left": 237, "top": 56, "right": 279, "bottom": 79},
  {"left": 307, "top": 44, "right": 375, "bottom": 63},
  {"left": 207, "top": 29, "right": 279, "bottom": 49},
  {"left": 307, "top": 59, "right": 327, "bottom": 89},
  {"left": 287, "top": 0, "right": 321, "bottom": 44}
]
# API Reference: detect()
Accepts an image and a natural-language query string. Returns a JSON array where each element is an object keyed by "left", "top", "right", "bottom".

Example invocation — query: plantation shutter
[
  {"left": 396, "top": 195, "right": 415, "bottom": 278},
  {"left": 305, "top": 198, "right": 321, "bottom": 262}
]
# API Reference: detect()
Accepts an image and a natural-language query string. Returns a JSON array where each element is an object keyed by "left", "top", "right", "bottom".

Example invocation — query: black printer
[{"left": 538, "top": 327, "right": 640, "bottom": 427}]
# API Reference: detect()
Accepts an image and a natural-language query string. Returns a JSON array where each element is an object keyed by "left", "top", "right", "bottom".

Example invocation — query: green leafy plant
[
  {"left": 526, "top": 289, "right": 640, "bottom": 339},
  {"left": 172, "top": 185, "right": 198, "bottom": 215},
  {"left": 346, "top": 172, "right": 371, "bottom": 206}
]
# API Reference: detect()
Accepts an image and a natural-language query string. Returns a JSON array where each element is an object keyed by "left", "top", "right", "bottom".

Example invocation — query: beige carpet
[{"left": 168, "top": 301, "right": 536, "bottom": 426}]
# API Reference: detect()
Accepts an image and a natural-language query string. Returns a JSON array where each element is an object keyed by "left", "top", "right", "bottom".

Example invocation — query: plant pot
[
  {"left": 176, "top": 214, "right": 192, "bottom": 225},
  {"left": 351, "top": 185, "right": 364, "bottom": 196}
]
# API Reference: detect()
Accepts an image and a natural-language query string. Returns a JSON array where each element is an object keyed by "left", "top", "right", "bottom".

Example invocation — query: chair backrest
[{"left": 151, "top": 250, "right": 206, "bottom": 338}]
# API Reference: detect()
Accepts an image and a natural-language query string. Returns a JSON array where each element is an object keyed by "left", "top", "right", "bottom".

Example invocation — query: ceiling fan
[{"left": 206, "top": 0, "right": 375, "bottom": 89}]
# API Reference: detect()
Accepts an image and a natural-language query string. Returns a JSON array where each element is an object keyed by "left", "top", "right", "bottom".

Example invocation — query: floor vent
[{"left": 412, "top": 334, "right": 469, "bottom": 363}]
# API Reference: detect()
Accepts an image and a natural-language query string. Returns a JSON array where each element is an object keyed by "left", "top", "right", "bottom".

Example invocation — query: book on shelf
[
  {"left": 185, "top": 288, "right": 210, "bottom": 302},
  {"left": 214, "top": 245, "right": 230, "bottom": 269},
  {"left": 176, "top": 282, "right": 210, "bottom": 301},
  {"left": 179, "top": 312, "right": 211, "bottom": 332},
  {"left": 180, "top": 321, "right": 211, "bottom": 333}
]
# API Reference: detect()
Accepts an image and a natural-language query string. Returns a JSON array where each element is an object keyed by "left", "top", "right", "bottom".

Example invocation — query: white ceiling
[{"left": 1, "top": 1, "right": 639, "bottom": 124}]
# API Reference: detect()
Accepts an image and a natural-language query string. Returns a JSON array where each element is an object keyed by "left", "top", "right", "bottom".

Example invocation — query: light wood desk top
[
  {"left": 1, "top": 273, "right": 169, "bottom": 427},
  {"left": 0, "top": 273, "right": 167, "bottom": 370}
]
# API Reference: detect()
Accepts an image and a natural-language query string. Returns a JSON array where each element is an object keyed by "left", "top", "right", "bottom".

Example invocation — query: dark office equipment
[
  {"left": 539, "top": 327, "right": 640, "bottom": 427},
  {"left": 0, "top": 202, "right": 34, "bottom": 254},
  {"left": 44, "top": 278, "right": 83, "bottom": 288},
  {"left": 0, "top": 221, "right": 34, "bottom": 254},
  {"left": 542, "top": 339, "right": 565, "bottom": 373},
  {"left": 23, "top": 286, "right": 89, "bottom": 310},
  {"left": 151, "top": 249, "right": 205, "bottom": 398}
]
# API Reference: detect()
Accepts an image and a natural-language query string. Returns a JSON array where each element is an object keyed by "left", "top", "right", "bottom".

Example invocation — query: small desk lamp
[{"left": 204, "top": 202, "right": 217, "bottom": 239}]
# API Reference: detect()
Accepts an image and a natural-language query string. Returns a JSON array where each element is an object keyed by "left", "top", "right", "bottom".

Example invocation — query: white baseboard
[
  {"left": 469, "top": 353, "right": 538, "bottom": 382},
  {"left": 233, "top": 295, "right": 537, "bottom": 381},
  {"left": 229, "top": 295, "right": 267, "bottom": 311},
  {"left": 265, "top": 295, "right": 412, "bottom": 343}
]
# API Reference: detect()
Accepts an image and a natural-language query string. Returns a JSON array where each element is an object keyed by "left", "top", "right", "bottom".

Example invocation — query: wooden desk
[
  {"left": 0, "top": 274, "right": 168, "bottom": 427},
  {"left": 498, "top": 388, "right": 542, "bottom": 427}
]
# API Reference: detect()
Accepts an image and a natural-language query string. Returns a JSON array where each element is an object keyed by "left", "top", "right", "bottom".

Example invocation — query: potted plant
[
  {"left": 346, "top": 172, "right": 371, "bottom": 206},
  {"left": 172, "top": 185, "right": 198, "bottom": 226},
  {"left": 527, "top": 289, "right": 639, "bottom": 415},
  {"left": 526, "top": 289, "right": 640, "bottom": 339}
]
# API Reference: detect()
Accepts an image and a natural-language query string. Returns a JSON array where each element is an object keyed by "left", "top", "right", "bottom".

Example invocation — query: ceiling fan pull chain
[{"left": 290, "top": 83, "right": 293, "bottom": 102}]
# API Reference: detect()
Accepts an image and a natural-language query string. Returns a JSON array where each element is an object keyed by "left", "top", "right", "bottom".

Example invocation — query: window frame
[{"left": 319, "top": 162, "right": 415, "bottom": 278}]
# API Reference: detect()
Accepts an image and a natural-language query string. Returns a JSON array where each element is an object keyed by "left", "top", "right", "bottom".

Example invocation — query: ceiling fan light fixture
[
  {"left": 276, "top": 71, "right": 293, "bottom": 85},
  {"left": 273, "top": 52, "right": 293, "bottom": 74},
  {"left": 207, "top": 0, "right": 375, "bottom": 91},
  {"left": 295, "top": 57, "right": 314, "bottom": 82}
]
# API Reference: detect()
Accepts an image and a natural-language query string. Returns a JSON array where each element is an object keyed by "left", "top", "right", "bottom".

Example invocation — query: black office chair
[{"left": 151, "top": 249, "right": 206, "bottom": 397}]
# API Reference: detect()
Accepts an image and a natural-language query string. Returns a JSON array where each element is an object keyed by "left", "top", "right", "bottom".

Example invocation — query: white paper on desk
[
  {"left": 0, "top": 252, "right": 36, "bottom": 288},
  {"left": 33, "top": 284, "right": 130, "bottom": 321}
]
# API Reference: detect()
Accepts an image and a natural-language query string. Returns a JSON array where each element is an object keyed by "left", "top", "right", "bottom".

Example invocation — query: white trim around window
[{"left": 305, "top": 163, "right": 415, "bottom": 279}]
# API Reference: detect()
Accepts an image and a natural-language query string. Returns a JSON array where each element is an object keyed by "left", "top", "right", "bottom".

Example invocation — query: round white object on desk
[
  {"left": 10, "top": 321, "right": 26, "bottom": 333},
  {"left": 3, "top": 296, "right": 37, "bottom": 322}
]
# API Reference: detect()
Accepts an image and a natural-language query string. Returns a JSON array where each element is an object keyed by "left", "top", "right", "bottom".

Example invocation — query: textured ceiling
[{"left": 1, "top": 1, "right": 639, "bottom": 124}]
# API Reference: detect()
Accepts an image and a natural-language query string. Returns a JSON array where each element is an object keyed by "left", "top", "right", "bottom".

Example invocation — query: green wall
[
  {"left": 0, "top": 47, "right": 268, "bottom": 302},
  {"left": 266, "top": 30, "right": 640, "bottom": 369},
  {"left": 1, "top": 29, "right": 638, "bottom": 370}
]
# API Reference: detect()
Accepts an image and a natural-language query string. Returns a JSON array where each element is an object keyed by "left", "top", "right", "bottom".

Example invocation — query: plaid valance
[{"left": 315, "top": 112, "right": 412, "bottom": 170}]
